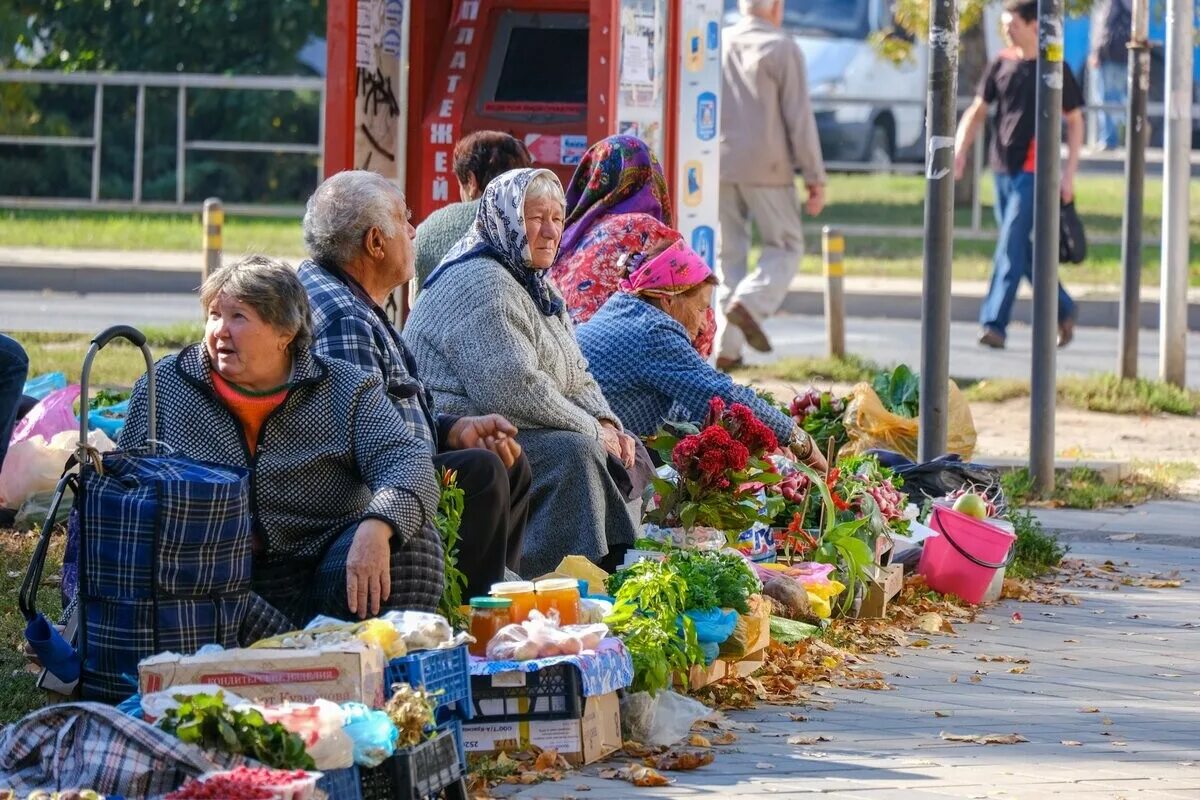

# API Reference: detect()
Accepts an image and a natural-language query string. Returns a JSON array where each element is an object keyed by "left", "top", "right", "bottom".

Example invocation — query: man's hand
[
  {"left": 346, "top": 518, "right": 393, "bottom": 619},
  {"left": 805, "top": 184, "right": 826, "bottom": 217},
  {"left": 448, "top": 414, "right": 522, "bottom": 468},
  {"left": 954, "top": 150, "right": 968, "bottom": 181},
  {"left": 599, "top": 421, "right": 636, "bottom": 469},
  {"left": 1061, "top": 172, "right": 1075, "bottom": 204}
]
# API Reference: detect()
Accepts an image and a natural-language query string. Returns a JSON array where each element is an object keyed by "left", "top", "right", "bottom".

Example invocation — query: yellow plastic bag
[
  {"left": 841, "top": 381, "right": 976, "bottom": 461},
  {"left": 718, "top": 594, "right": 771, "bottom": 659},
  {"left": 802, "top": 579, "right": 846, "bottom": 620}
]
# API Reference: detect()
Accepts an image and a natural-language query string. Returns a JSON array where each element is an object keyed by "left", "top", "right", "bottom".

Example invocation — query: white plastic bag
[
  {"left": 0, "top": 429, "right": 114, "bottom": 509},
  {"left": 619, "top": 690, "right": 710, "bottom": 747}
]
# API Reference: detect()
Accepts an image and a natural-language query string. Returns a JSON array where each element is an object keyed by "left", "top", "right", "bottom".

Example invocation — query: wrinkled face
[
  {"left": 663, "top": 283, "right": 714, "bottom": 340},
  {"left": 523, "top": 195, "right": 565, "bottom": 270},
  {"left": 367, "top": 194, "right": 417, "bottom": 288},
  {"left": 205, "top": 292, "right": 293, "bottom": 386}
]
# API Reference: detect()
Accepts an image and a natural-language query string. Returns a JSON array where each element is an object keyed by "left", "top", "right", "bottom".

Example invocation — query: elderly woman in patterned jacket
[{"left": 118, "top": 255, "right": 442, "bottom": 638}]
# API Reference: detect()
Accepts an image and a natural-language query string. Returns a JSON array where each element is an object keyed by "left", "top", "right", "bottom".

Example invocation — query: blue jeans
[
  {"left": 980, "top": 172, "right": 1076, "bottom": 337},
  {"left": 0, "top": 334, "right": 30, "bottom": 474},
  {"left": 1090, "top": 60, "right": 1126, "bottom": 150}
]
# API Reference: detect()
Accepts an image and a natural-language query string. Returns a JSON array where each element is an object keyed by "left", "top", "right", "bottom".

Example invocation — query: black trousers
[{"left": 434, "top": 447, "right": 531, "bottom": 597}]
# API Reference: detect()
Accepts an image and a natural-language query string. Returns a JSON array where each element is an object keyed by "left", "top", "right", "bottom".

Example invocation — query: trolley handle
[{"left": 79, "top": 325, "right": 157, "bottom": 453}]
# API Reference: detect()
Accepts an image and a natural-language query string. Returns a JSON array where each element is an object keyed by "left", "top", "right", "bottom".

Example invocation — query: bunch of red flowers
[{"left": 672, "top": 425, "right": 749, "bottom": 489}]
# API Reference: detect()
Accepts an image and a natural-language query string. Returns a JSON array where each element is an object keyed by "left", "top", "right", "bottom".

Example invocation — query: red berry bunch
[{"left": 165, "top": 767, "right": 313, "bottom": 800}]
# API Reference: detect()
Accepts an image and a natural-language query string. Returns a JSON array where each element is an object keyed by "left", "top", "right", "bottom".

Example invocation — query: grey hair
[
  {"left": 738, "top": 0, "right": 778, "bottom": 13},
  {"left": 524, "top": 169, "right": 567, "bottom": 212},
  {"left": 303, "top": 170, "right": 405, "bottom": 268},
  {"left": 200, "top": 255, "right": 313, "bottom": 354}
]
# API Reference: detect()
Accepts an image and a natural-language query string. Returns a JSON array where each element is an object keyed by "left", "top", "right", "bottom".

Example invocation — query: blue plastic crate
[
  {"left": 385, "top": 644, "right": 472, "bottom": 721},
  {"left": 317, "top": 765, "right": 362, "bottom": 800}
]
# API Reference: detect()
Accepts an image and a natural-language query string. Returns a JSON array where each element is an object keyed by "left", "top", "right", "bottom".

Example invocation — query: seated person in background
[
  {"left": 118, "top": 256, "right": 443, "bottom": 639},
  {"left": 405, "top": 168, "right": 646, "bottom": 578},
  {"left": 549, "top": 134, "right": 716, "bottom": 356},
  {"left": 300, "top": 170, "right": 531, "bottom": 597},
  {"left": 413, "top": 131, "right": 532, "bottom": 291},
  {"left": 577, "top": 240, "right": 828, "bottom": 472}
]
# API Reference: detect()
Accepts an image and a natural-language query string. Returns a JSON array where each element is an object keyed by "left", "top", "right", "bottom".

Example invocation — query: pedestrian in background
[
  {"left": 717, "top": 0, "right": 826, "bottom": 371},
  {"left": 0, "top": 334, "right": 29, "bottom": 475},
  {"left": 1089, "top": 0, "right": 1131, "bottom": 151},
  {"left": 953, "top": 0, "right": 1085, "bottom": 350}
]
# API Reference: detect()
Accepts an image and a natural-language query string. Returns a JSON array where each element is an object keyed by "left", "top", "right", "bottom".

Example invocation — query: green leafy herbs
[
  {"left": 435, "top": 467, "right": 468, "bottom": 629},
  {"left": 604, "top": 559, "right": 704, "bottom": 695},
  {"left": 871, "top": 364, "right": 920, "bottom": 418},
  {"left": 666, "top": 550, "right": 761, "bottom": 615},
  {"left": 89, "top": 388, "right": 130, "bottom": 409},
  {"left": 158, "top": 692, "right": 315, "bottom": 770}
]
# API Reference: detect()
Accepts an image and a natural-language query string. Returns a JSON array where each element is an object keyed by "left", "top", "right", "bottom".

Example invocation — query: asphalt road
[{"left": 4, "top": 290, "right": 1200, "bottom": 388}]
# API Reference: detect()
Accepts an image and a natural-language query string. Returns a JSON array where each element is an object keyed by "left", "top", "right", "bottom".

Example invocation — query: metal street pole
[
  {"left": 918, "top": 0, "right": 959, "bottom": 463},
  {"left": 1030, "top": 0, "right": 1064, "bottom": 497},
  {"left": 1117, "top": 0, "right": 1151, "bottom": 379},
  {"left": 1158, "top": 0, "right": 1193, "bottom": 387}
]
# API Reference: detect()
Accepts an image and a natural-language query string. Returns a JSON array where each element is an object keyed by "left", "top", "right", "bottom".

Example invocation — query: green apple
[{"left": 953, "top": 492, "right": 989, "bottom": 520}]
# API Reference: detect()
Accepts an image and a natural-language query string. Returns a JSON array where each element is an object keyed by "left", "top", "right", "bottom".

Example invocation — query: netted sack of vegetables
[{"left": 842, "top": 379, "right": 975, "bottom": 461}]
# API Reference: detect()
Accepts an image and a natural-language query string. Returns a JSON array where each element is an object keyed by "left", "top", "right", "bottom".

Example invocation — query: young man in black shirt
[{"left": 953, "top": 0, "right": 1085, "bottom": 349}]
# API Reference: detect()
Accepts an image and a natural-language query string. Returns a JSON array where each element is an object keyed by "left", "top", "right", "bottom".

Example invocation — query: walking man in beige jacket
[{"left": 717, "top": 0, "right": 826, "bottom": 370}]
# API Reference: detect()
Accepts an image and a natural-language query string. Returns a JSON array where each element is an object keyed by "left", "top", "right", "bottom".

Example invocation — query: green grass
[
  {"left": 0, "top": 208, "right": 305, "bottom": 256},
  {"left": 1005, "top": 508, "right": 1067, "bottom": 579},
  {"left": 960, "top": 373, "right": 1200, "bottom": 416},
  {"left": 1001, "top": 461, "right": 1199, "bottom": 509},
  {"left": 0, "top": 533, "right": 64, "bottom": 725},
  {"left": 11, "top": 324, "right": 200, "bottom": 387},
  {"left": 732, "top": 354, "right": 879, "bottom": 386}
]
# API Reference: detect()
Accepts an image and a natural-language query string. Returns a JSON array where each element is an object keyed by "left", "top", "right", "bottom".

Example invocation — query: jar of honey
[
  {"left": 489, "top": 580, "right": 536, "bottom": 623},
  {"left": 468, "top": 597, "right": 513, "bottom": 657},
  {"left": 534, "top": 578, "right": 580, "bottom": 626}
]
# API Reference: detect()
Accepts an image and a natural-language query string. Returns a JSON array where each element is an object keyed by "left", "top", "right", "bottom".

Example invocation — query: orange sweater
[{"left": 211, "top": 370, "right": 290, "bottom": 455}]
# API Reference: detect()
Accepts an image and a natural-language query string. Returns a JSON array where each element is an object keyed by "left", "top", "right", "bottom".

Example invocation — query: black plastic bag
[
  {"left": 1060, "top": 201, "right": 1087, "bottom": 264},
  {"left": 867, "top": 450, "right": 1007, "bottom": 517}
]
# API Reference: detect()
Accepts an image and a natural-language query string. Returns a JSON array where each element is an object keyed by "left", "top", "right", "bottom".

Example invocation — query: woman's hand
[
  {"left": 600, "top": 421, "right": 636, "bottom": 469},
  {"left": 346, "top": 518, "right": 393, "bottom": 619},
  {"left": 448, "top": 414, "right": 522, "bottom": 468}
]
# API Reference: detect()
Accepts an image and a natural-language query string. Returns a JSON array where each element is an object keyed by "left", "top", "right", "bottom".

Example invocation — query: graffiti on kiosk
[{"left": 424, "top": 0, "right": 483, "bottom": 207}]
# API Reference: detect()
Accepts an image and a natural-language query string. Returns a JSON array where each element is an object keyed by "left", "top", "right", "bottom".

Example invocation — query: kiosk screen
[{"left": 480, "top": 12, "right": 588, "bottom": 118}]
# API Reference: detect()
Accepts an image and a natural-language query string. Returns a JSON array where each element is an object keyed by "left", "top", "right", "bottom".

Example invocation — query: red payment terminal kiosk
[{"left": 324, "top": 0, "right": 723, "bottom": 312}]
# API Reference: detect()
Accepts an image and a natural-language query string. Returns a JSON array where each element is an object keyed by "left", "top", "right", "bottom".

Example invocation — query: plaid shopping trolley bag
[{"left": 20, "top": 325, "right": 254, "bottom": 703}]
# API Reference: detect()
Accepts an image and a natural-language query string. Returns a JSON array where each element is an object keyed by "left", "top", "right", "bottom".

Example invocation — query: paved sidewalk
[{"left": 497, "top": 534, "right": 1200, "bottom": 799}]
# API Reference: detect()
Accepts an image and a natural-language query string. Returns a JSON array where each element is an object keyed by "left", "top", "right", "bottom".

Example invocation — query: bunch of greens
[
  {"left": 792, "top": 462, "right": 877, "bottom": 615},
  {"left": 871, "top": 364, "right": 920, "bottom": 418},
  {"left": 89, "top": 388, "right": 130, "bottom": 409},
  {"left": 666, "top": 550, "right": 761, "bottom": 614},
  {"left": 789, "top": 388, "right": 849, "bottom": 458},
  {"left": 434, "top": 467, "right": 468, "bottom": 629},
  {"left": 604, "top": 559, "right": 704, "bottom": 695},
  {"left": 158, "top": 692, "right": 315, "bottom": 770}
]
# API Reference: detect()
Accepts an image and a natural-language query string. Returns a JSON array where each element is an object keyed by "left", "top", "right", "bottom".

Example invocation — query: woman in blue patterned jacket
[
  {"left": 577, "top": 240, "right": 827, "bottom": 471},
  {"left": 119, "top": 256, "right": 443, "bottom": 638}
]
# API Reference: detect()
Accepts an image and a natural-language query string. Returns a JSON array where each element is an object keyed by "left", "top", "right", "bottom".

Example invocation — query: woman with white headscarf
[{"left": 404, "top": 168, "right": 645, "bottom": 578}]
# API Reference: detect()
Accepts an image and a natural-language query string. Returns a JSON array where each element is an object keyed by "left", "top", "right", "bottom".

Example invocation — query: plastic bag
[
  {"left": 341, "top": 703, "right": 398, "bottom": 768},
  {"left": 682, "top": 608, "right": 737, "bottom": 646},
  {"left": 88, "top": 399, "right": 128, "bottom": 440},
  {"left": 15, "top": 486, "right": 75, "bottom": 530},
  {"left": 258, "top": 699, "right": 353, "bottom": 771},
  {"left": 881, "top": 453, "right": 1007, "bottom": 517},
  {"left": 22, "top": 371, "right": 67, "bottom": 401},
  {"left": 378, "top": 610, "right": 459, "bottom": 651},
  {"left": 620, "top": 690, "right": 711, "bottom": 747},
  {"left": 140, "top": 685, "right": 250, "bottom": 722},
  {"left": 842, "top": 381, "right": 976, "bottom": 461},
  {"left": 485, "top": 611, "right": 607, "bottom": 660},
  {"left": 10, "top": 385, "right": 81, "bottom": 445},
  {"left": 0, "top": 428, "right": 114, "bottom": 509}
]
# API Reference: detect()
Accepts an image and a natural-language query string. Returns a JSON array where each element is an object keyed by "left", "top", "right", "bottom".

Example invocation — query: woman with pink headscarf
[{"left": 577, "top": 240, "right": 825, "bottom": 471}]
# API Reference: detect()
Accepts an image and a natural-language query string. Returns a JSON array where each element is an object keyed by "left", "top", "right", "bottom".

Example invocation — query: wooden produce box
[{"left": 856, "top": 563, "right": 905, "bottom": 619}]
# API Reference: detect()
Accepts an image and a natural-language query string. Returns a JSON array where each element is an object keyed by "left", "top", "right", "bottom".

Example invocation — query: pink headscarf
[{"left": 617, "top": 240, "right": 713, "bottom": 300}]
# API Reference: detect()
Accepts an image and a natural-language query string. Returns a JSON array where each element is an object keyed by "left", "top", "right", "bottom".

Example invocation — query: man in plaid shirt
[{"left": 300, "top": 170, "right": 531, "bottom": 594}]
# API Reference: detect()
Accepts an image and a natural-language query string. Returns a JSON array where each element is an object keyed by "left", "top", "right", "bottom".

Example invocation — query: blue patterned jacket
[{"left": 577, "top": 292, "right": 795, "bottom": 440}]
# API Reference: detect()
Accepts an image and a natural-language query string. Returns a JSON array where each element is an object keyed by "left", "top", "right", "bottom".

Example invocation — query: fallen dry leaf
[
  {"left": 1061, "top": 740, "right": 1082, "bottom": 746},
  {"left": 1102, "top": 718, "right": 1114, "bottom": 726},
  {"left": 1008, "top": 666, "right": 1028, "bottom": 674},
  {"left": 970, "top": 674, "right": 983, "bottom": 684},
  {"left": 976, "top": 655, "right": 1030, "bottom": 664},
  {"left": 687, "top": 734, "right": 711, "bottom": 748},
  {"left": 755, "top": 762, "right": 775, "bottom": 770},
  {"left": 1064, "top": 639, "right": 1079, "bottom": 643},
  {"left": 787, "top": 735, "right": 831, "bottom": 746},
  {"left": 1079, "top": 707, "right": 1101, "bottom": 713},
  {"left": 786, "top": 713, "right": 808, "bottom": 722},
  {"left": 598, "top": 769, "right": 619, "bottom": 780},
  {"left": 912, "top": 638, "right": 932, "bottom": 648},
  {"left": 649, "top": 749, "right": 715, "bottom": 771},
  {"left": 616, "top": 766, "right": 672, "bottom": 787},
  {"left": 934, "top": 711, "right": 952, "bottom": 718},
  {"left": 1111, "top": 741, "right": 1128, "bottom": 747},
  {"left": 621, "top": 741, "right": 654, "bottom": 758},
  {"left": 533, "top": 750, "right": 560, "bottom": 772},
  {"left": 575, "top": 786, "right": 592, "bottom": 792},
  {"left": 916, "top": 612, "right": 947, "bottom": 634},
  {"left": 940, "top": 732, "right": 1029, "bottom": 745},
  {"left": 949, "top": 674, "right": 959, "bottom": 683},
  {"left": 711, "top": 731, "right": 738, "bottom": 746},
  {"left": 1010, "top": 612, "right": 1023, "bottom": 624}
]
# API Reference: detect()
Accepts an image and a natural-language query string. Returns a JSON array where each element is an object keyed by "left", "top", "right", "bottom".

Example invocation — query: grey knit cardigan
[
  {"left": 118, "top": 344, "right": 442, "bottom": 572},
  {"left": 402, "top": 254, "right": 621, "bottom": 438},
  {"left": 413, "top": 200, "right": 479, "bottom": 291}
]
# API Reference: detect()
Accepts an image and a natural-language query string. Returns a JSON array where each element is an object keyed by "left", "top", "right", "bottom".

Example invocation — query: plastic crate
[
  {"left": 359, "top": 719, "right": 467, "bottom": 800},
  {"left": 385, "top": 644, "right": 472, "bottom": 721},
  {"left": 469, "top": 662, "right": 583, "bottom": 722},
  {"left": 317, "top": 765, "right": 362, "bottom": 800}
]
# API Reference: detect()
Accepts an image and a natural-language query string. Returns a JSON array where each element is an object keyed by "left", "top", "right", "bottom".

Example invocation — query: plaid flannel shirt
[
  {"left": 0, "top": 702, "right": 240, "bottom": 796},
  {"left": 299, "top": 259, "right": 453, "bottom": 451}
]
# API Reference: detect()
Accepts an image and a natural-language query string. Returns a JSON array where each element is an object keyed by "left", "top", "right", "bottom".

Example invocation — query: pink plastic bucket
[{"left": 918, "top": 505, "right": 1016, "bottom": 604}]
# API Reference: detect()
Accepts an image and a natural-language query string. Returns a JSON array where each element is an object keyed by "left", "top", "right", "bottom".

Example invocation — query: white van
[{"left": 723, "top": 0, "right": 928, "bottom": 164}]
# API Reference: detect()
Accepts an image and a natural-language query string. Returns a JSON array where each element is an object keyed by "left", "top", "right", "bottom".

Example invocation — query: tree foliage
[{"left": 0, "top": 1, "right": 327, "bottom": 205}]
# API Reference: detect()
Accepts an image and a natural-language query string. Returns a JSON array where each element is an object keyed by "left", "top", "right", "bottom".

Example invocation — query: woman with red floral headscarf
[{"left": 549, "top": 135, "right": 717, "bottom": 356}]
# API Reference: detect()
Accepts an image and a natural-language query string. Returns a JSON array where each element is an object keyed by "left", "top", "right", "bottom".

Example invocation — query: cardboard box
[
  {"left": 461, "top": 691, "right": 621, "bottom": 766},
  {"left": 138, "top": 645, "right": 386, "bottom": 707},
  {"left": 857, "top": 563, "right": 905, "bottom": 619}
]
